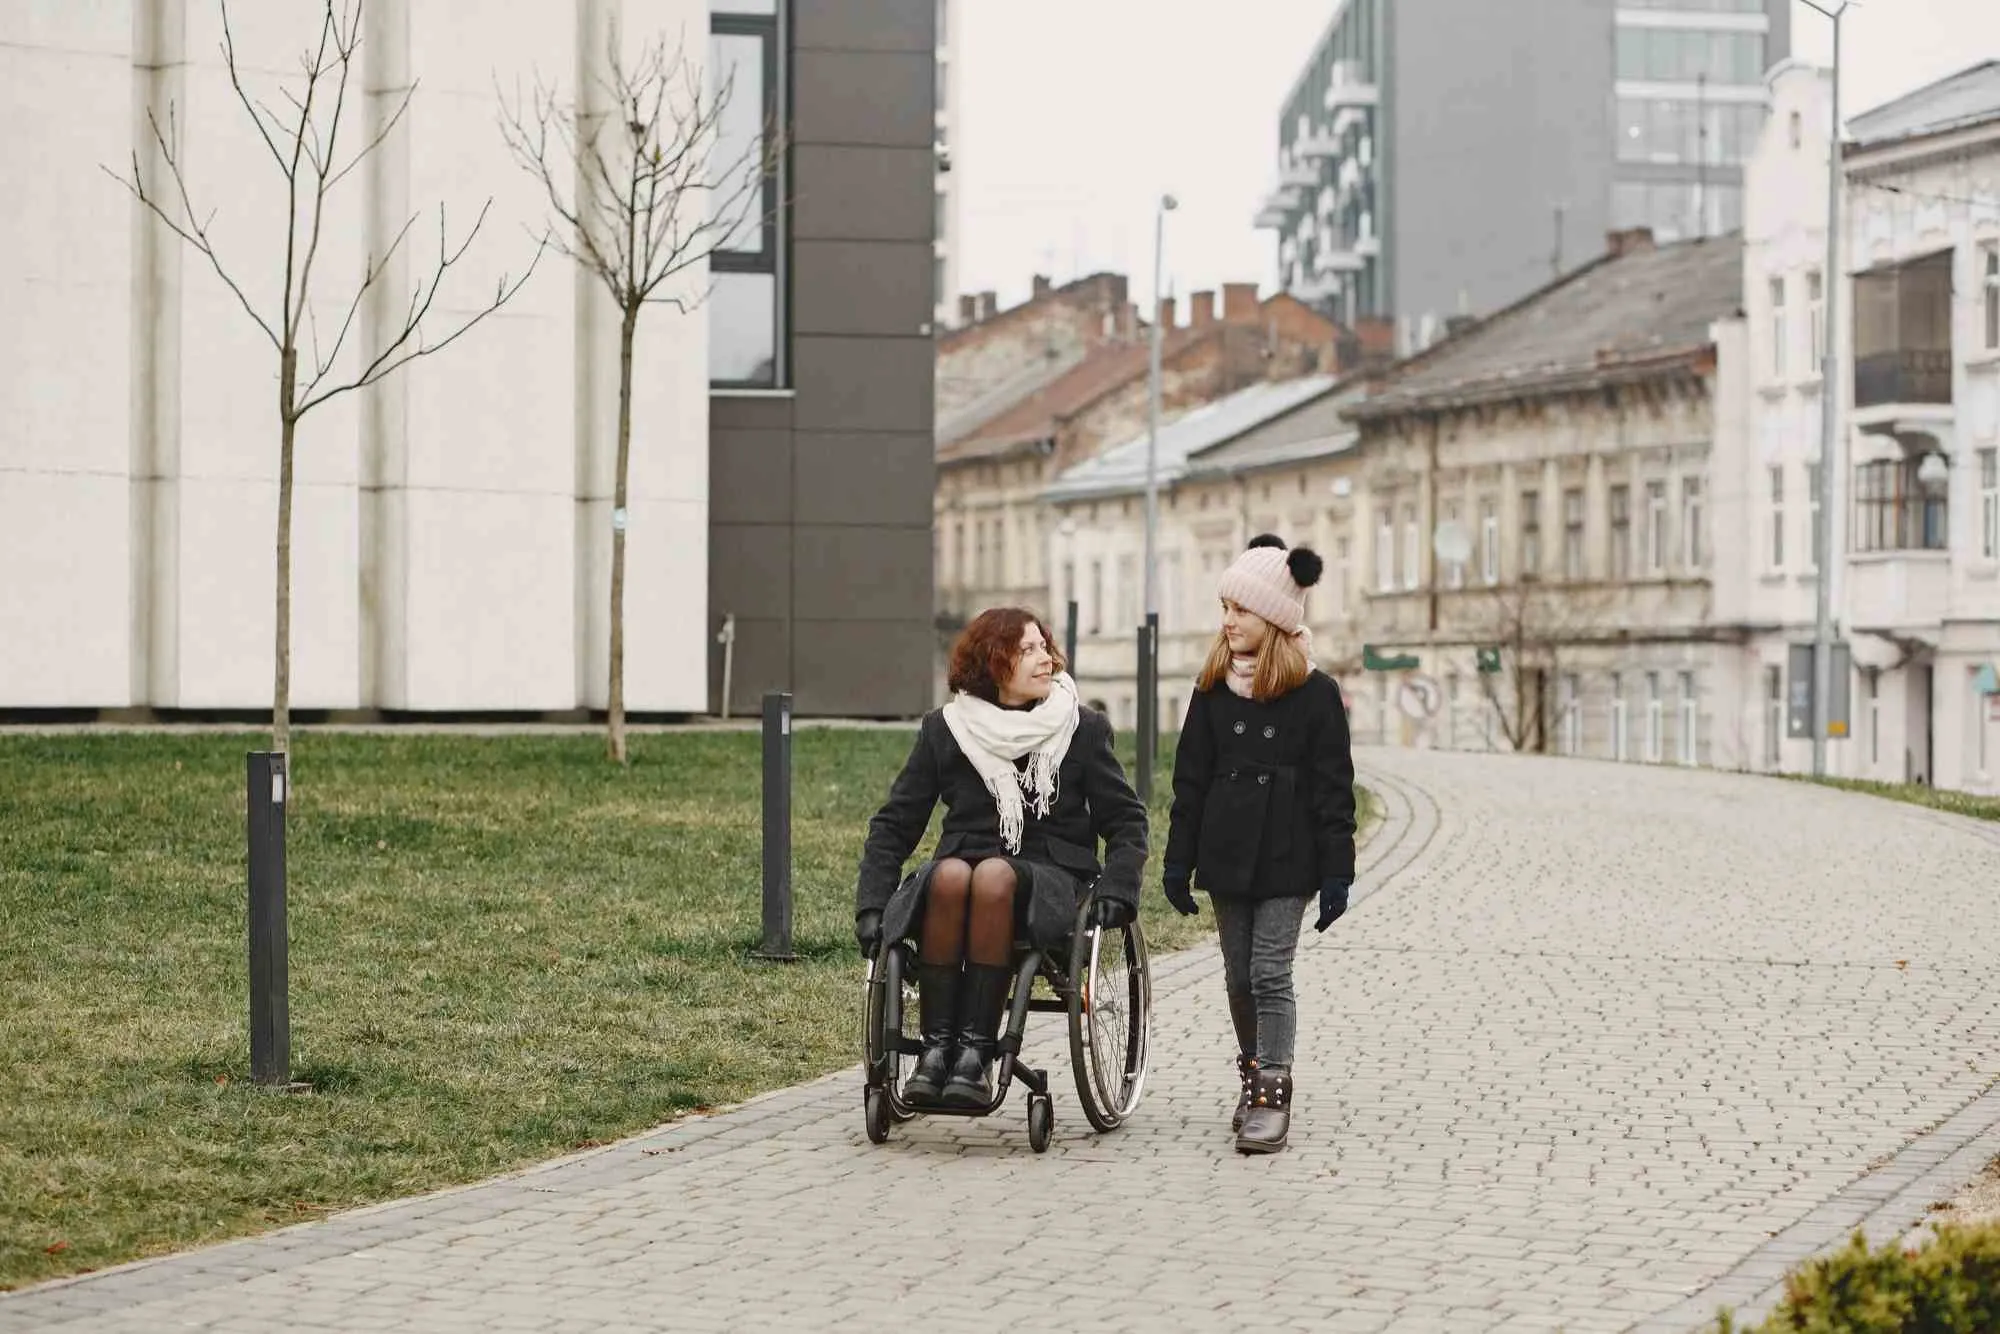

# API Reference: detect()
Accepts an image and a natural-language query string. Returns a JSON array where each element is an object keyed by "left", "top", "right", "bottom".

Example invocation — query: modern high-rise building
[{"left": 1255, "top": 0, "right": 1789, "bottom": 350}]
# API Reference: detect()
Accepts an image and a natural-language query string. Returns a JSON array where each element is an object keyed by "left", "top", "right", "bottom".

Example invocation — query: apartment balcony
[
  {"left": 1323, "top": 59, "right": 1378, "bottom": 111},
  {"left": 1846, "top": 551, "right": 1950, "bottom": 637},
  {"left": 1295, "top": 128, "right": 1343, "bottom": 160},
  {"left": 1289, "top": 271, "right": 1345, "bottom": 303},
  {"left": 1315, "top": 242, "right": 1369, "bottom": 274},
  {"left": 1852, "top": 250, "right": 1954, "bottom": 439},
  {"left": 1279, "top": 158, "right": 1320, "bottom": 189},
  {"left": 1253, "top": 184, "right": 1305, "bottom": 230}
]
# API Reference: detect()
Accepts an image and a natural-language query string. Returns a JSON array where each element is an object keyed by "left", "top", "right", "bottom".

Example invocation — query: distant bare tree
[
  {"left": 501, "top": 26, "right": 777, "bottom": 764},
  {"left": 109, "top": 0, "right": 544, "bottom": 753},
  {"left": 1472, "top": 580, "right": 1616, "bottom": 753}
]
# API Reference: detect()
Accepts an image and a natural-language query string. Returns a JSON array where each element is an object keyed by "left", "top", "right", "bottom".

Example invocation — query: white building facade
[{"left": 2, "top": 0, "right": 713, "bottom": 714}]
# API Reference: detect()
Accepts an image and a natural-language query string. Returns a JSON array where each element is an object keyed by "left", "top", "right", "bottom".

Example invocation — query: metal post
[
  {"left": 1135, "top": 621, "right": 1155, "bottom": 803},
  {"left": 1140, "top": 192, "right": 1176, "bottom": 800},
  {"left": 753, "top": 691, "right": 796, "bottom": 961},
  {"left": 717, "top": 612, "right": 737, "bottom": 721},
  {"left": 247, "top": 751, "right": 289, "bottom": 1086},
  {"left": 1805, "top": 0, "right": 1845, "bottom": 778},
  {"left": 1146, "top": 612, "right": 1161, "bottom": 761},
  {"left": 1064, "top": 598, "right": 1078, "bottom": 675}
]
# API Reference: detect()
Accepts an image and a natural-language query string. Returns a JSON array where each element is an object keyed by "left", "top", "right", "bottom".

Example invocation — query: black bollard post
[
  {"left": 247, "top": 751, "right": 290, "bottom": 1085},
  {"left": 752, "top": 691, "right": 796, "bottom": 962},
  {"left": 1135, "top": 622, "right": 1155, "bottom": 803},
  {"left": 1064, "top": 599, "right": 1078, "bottom": 674},
  {"left": 1146, "top": 611, "right": 1161, "bottom": 763}
]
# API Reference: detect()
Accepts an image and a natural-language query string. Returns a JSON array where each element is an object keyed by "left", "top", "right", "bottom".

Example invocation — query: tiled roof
[
  {"left": 1346, "top": 234, "right": 1742, "bottom": 420},
  {"left": 1041, "top": 375, "right": 1340, "bottom": 504},
  {"left": 1186, "top": 382, "right": 1365, "bottom": 478},
  {"left": 1849, "top": 60, "right": 2000, "bottom": 150}
]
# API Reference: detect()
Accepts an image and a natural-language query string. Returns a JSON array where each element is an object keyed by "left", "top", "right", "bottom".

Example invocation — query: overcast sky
[{"left": 952, "top": 0, "right": 2000, "bottom": 311}]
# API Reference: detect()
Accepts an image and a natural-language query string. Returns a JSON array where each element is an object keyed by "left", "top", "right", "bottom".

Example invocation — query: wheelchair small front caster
[
  {"left": 864, "top": 1087, "right": 891, "bottom": 1145},
  {"left": 1026, "top": 1092, "right": 1053, "bottom": 1153}
]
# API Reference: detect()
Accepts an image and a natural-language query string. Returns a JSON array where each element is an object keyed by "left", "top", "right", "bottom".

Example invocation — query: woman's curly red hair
[{"left": 947, "top": 608, "right": 1065, "bottom": 703}]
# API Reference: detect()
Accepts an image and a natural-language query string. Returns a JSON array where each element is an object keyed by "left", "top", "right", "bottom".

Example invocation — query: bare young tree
[
  {"left": 110, "top": 0, "right": 544, "bottom": 754},
  {"left": 501, "top": 28, "right": 776, "bottom": 764},
  {"left": 1472, "top": 581, "right": 1616, "bottom": 753}
]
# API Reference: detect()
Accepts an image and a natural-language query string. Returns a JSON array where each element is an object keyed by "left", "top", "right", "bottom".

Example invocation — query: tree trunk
[
  {"left": 607, "top": 304, "right": 638, "bottom": 765},
  {"left": 274, "top": 347, "right": 297, "bottom": 755}
]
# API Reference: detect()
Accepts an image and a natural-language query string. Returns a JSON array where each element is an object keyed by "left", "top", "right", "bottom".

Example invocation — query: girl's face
[
  {"left": 1000, "top": 622, "right": 1056, "bottom": 706},
  {"left": 1221, "top": 599, "right": 1271, "bottom": 656}
]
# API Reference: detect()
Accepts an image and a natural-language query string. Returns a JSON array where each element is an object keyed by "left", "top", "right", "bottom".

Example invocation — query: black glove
[
  {"left": 1163, "top": 878, "right": 1199, "bottom": 917},
  {"left": 1313, "top": 878, "right": 1351, "bottom": 933},
  {"left": 854, "top": 908, "right": 883, "bottom": 956},
  {"left": 1087, "top": 896, "right": 1134, "bottom": 930}
]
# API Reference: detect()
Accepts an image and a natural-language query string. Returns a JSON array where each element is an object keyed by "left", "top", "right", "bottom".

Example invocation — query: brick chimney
[
  {"left": 1155, "top": 296, "right": 1176, "bottom": 330},
  {"left": 1187, "top": 291, "right": 1215, "bottom": 328},
  {"left": 978, "top": 290, "right": 998, "bottom": 320},
  {"left": 1605, "top": 227, "right": 1655, "bottom": 259},
  {"left": 1032, "top": 274, "right": 1052, "bottom": 299},
  {"left": 1220, "top": 282, "right": 1260, "bottom": 324},
  {"left": 958, "top": 294, "right": 978, "bottom": 326}
]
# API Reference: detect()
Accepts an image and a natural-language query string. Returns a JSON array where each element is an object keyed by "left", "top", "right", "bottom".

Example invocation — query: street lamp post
[
  {"left": 1802, "top": 0, "right": 1844, "bottom": 777},
  {"left": 1139, "top": 192, "right": 1178, "bottom": 800}
]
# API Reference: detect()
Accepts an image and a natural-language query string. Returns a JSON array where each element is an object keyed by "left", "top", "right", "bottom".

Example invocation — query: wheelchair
[{"left": 861, "top": 893, "right": 1153, "bottom": 1153}]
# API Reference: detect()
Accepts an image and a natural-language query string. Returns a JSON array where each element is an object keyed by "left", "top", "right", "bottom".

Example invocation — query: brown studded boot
[
  {"left": 1235, "top": 1065, "right": 1292, "bottom": 1155},
  {"left": 1231, "top": 1055, "right": 1258, "bottom": 1133}
]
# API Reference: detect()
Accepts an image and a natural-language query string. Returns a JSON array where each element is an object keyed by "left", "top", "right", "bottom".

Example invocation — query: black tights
[{"left": 919, "top": 857, "right": 1016, "bottom": 968}]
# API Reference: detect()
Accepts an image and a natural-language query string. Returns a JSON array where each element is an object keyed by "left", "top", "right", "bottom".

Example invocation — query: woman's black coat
[
  {"left": 1163, "top": 670, "right": 1356, "bottom": 901},
  {"left": 856, "top": 707, "right": 1149, "bottom": 950}
]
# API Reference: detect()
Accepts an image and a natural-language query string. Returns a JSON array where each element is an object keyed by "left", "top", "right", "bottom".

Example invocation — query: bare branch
[{"left": 299, "top": 211, "right": 419, "bottom": 398}]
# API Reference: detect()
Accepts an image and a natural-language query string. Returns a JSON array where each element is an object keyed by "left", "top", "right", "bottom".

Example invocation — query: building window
[
  {"left": 1984, "top": 244, "right": 2000, "bottom": 352},
  {"left": 1519, "top": 490, "right": 1541, "bottom": 580},
  {"left": 1645, "top": 480, "right": 1668, "bottom": 574},
  {"left": 1767, "top": 275, "right": 1786, "bottom": 379},
  {"left": 1644, "top": 671, "right": 1664, "bottom": 763},
  {"left": 1763, "top": 665, "right": 1782, "bottom": 768},
  {"left": 1088, "top": 559, "right": 1103, "bottom": 635},
  {"left": 1443, "top": 501, "right": 1465, "bottom": 589},
  {"left": 1768, "top": 465, "right": 1786, "bottom": 569},
  {"left": 1060, "top": 559, "right": 1075, "bottom": 614},
  {"left": 1976, "top": 669, "right": 1992, "bottom": 777},
  {"left": 710, "top": 5, "right": 785, "bottom": 387},
  {"left": 1479, "top": 498, "right": 1499, "bottom": 585},
  {"left": 1562, "top": 487, "right": 1585, "bottom": 581},
  {"left": 1611, "top": 675, "right": 1629, "bottom": 762},
  {"left": 1807, "top": 270, "right": 1825, "bottom": 371},
  {"left": 1401, "top": 504, "right": 1421, "bottom": 591},
  {"left": 1444, "top": 671, "right": 1459, "bottom": 748},
  {"left": 1866, "top": 669, "right": 1880, "bottom": 767},
  {"left": 1376, "top": 506, "right": 1396, "bottom": 592},
  {"left": 1614, "top": 27, "right": 1764, "bottom": 85},
  {"left": 1560, "top": 673, "right": 1581, "bottom": 756},
  {"left": 1681, "top": 477, "right": 1703, "bottom": 569},
  {"left": 1853, "top": 457, "right": 1948, "bottom": 552},
  {"left": 1677, "top": 671, "right": 1697, "bottom": 766},
  {"left": 1333, "top": 535, "right": 1351, "bottom": 616},
  {"left": 1981, "top": 448, "right": 1999, "bottom": 561},
  {"left": 1608, "top": 484, "right": 1631, "bottom": 580},
  {"left": 1116, "top": 554, "right": 1136, "bottom": 629}
]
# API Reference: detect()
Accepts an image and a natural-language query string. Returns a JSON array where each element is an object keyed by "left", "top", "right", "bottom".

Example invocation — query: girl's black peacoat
[
  {"left": 855, "top": 707, "right": 1149, "bottom": 950},
  {"left": 1163, "top": 670, "right": 1356, "bottom": 901}
]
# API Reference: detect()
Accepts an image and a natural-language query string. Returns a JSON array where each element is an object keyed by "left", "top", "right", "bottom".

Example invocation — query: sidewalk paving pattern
[{"left": 8, "top": 746, "right": 2000, "bottom": 1332}]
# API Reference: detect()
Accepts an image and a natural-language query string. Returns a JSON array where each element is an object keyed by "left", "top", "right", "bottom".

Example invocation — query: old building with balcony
[
  {"left": 1255, "top": 0, "right": 1788, "bottom": 354},
  {"left": 1714, "top": 58, "right": 2000, "bottom": 793},
  {"left": 1343, "top": 229, "right": 1746, "bottom": 763}
]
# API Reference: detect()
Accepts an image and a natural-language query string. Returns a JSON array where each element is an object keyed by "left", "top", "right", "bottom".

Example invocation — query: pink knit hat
[{"left": 1217, "top": 534, "right": 1323, "bottom": 635}]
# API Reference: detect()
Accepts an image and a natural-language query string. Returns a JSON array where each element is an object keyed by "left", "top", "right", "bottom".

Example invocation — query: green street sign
[
  {"left": 1362, "top": 644, "right": 1421, "bottom": 672},
  {"left": 1475, "top": 647, "right": 1502, "bottom": 674}
]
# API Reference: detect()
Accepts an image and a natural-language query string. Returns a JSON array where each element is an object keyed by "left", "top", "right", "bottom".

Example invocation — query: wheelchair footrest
[{"left": 888, "top": 1035, "right": 926, "bottom": 1056}]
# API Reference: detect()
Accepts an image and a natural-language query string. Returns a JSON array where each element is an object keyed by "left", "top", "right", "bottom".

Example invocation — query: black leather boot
[
  {"left": 1231, "top": 1055, "right": 1259, "bottom": 1133},
  {"left": 1235, "top": 1065, "right": 1292, "bottom": 1155},
  {"left": 902, "top": 962, "right": 960, "bottom": 1106},
  {"left": 941, "top": 963, "right": 1012, "bottom": 1109}
]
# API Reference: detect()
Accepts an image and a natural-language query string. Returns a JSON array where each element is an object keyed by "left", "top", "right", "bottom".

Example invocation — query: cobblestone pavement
[{"left": 9, "top": 748, "right": 2000, "bottom": 1333}]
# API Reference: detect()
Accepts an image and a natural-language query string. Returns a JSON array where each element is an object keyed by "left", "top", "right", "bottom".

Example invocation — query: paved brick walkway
[{"left": 8, "top": 748, "right": 2000, "bottom": 1333}]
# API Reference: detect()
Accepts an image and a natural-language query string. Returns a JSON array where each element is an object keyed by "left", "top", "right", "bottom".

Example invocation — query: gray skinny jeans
[{"left": 1211, "top": 893, "right": 1312, "bottom": 1069}]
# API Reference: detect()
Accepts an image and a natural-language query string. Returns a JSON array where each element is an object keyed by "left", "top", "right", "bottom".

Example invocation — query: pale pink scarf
[{"left": 1224, "top": 628, "right": 1316, "bottom": 700}]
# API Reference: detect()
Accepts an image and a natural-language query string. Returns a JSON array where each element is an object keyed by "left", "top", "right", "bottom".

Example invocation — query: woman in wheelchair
[{"left": 854, "top": 607, "right": 1148, "bottom": 1109}]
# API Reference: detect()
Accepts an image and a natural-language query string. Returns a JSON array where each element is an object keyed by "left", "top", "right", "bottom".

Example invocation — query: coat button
[
  {"left": 1257, "top": 774, "right": 1269, "bottom": 786},
  {"left": 1262, "top": 725, "right": 1276, "bottom": 739},
  {"left": 1233, "top": 721, "right": 1246, "bottom": 735}
]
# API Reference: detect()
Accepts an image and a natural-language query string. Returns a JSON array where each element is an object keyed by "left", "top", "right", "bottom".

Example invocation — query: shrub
[{"left": 1713, "top": 1222, "right": 2000, "bottom": 1332}]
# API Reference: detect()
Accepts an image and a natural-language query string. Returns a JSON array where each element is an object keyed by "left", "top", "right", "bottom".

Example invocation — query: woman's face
[
  {"left": 1000, "top": 622, "right": 1056, "bottom": 706},
  {"left": 1221, "top": 599, "right": 1271, "bottom": 656}
]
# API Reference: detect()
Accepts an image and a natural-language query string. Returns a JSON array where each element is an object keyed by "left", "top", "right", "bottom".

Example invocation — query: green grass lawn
[
  {"left": 1, "top": 727, "right": 1377, "bottom": 1290},
  {"left": 1791, "top": 774, "right": 2000, "bottom": 823}
]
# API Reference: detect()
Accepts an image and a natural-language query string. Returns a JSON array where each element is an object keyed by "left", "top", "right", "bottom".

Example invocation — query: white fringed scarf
[{"left": 940, "top": 671, "right": 1081, "bottom": 853}]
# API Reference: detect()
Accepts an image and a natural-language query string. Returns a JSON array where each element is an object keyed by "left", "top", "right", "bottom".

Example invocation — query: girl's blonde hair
[{"left": 1195, "top": 619, "right": 1311, "bottom": 702}]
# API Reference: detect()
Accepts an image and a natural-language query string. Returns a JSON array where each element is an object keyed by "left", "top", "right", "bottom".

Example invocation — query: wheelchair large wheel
[
  {"left": 1067, "top": 906, "right": 1152, "bottom": 1133},
  {"left": 862, "top": 944, "right": 917, "bottom": 1125}
]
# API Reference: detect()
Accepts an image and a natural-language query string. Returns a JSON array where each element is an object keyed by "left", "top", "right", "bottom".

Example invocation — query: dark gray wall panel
[
  {"left": 710, "top": 427, "right": 796, "bottom": 525},
  {"left": 709, "top": 522, "right": 794, "bottom": 620},
  {"left": 710, "top": 394, "right": 796, "bottom": 432},
  {"left": 707, "top": 614, "right": 792, "bottom": 716},
  {"left": 792, "top": 335, "right": 933, "bottom": 433},
  {"left": 793, "top": 618, "right": 936, "bottom": 717},
  {"left": 792, "top": 145, "right": 935, "bottom": 242},
  {"left": 795, "top": 431, "right": 934, "bottom": 527},
  {"left": 794, "top": 523, "right": 931, "bottom": 622},
  {"left": 794, "top": 0, "right": 934, "bottom": 54},
  {"left": 792, "top": 50, "right": 935, "bottom": 147},
  {"left": 791, "top": 240, "right": 935, "bottom": 337}
]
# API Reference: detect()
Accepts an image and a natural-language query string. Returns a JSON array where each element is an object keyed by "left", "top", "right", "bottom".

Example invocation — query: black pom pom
[
  {"left": 1287, "top": 546, "right": 1324, "bottom": 588},
  {"left": 1246, "top": 533, "right": 1287, "bottom": 552}
]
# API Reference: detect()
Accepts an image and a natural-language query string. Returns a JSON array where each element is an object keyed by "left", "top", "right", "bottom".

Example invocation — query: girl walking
[{"left": 1162, "top": 534, "right": 1356, "bottom": 1154}]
